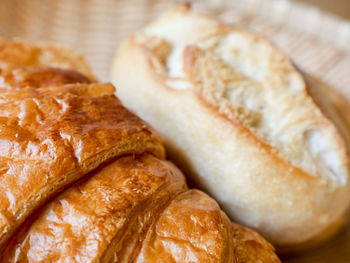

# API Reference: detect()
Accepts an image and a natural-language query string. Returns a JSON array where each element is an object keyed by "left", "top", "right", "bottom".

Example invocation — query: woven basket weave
[{"left": 0, "top": 0, "right": 349, "bottom": 261}]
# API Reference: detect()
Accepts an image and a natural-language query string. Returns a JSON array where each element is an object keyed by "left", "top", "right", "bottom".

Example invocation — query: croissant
[{"left": 0, "top": 39, "right": 280, "bottom": 262}]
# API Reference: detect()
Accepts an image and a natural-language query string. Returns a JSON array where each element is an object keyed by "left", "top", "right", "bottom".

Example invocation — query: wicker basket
[{"left": 0, "top": 0, "right": 349, "bottom": 261}]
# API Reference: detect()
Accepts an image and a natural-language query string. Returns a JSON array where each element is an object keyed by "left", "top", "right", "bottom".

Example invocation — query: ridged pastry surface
[
  {"left": 0, "top": 83, "right": 164, "bottom": 248},
  {"left": 3, "top": 155, "right": 279, "bottom": 263},
  {"left": 2, "top": 155, "right": 186, "bottom": 262},
  {"left": 136, "top": 189, "right": 280, "bottom": 263}
]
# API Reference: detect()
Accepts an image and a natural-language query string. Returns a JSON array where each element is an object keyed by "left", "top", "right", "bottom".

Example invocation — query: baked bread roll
[
  {"left": 0, "top": 38, "right": 280, "bottom": 262},
  {"left": 111, "top": 5, "right": 350, "bottom": 249}
]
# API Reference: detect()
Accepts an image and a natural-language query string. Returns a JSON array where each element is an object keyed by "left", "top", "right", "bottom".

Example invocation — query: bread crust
[{"left": 110, "top": 6, "right": 350, "bottom": 248}]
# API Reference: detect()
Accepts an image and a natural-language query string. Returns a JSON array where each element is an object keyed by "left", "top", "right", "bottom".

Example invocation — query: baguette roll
[{"left": 111, "top": 5, "right": 350, "bottom": 249}]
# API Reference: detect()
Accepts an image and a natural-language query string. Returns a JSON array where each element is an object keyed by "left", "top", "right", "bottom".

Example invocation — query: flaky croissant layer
[
  {"left": 3, "top": 155, "right": 279, "bottom": 262},
  {"left": 0, "top": 38, "right": 280, "bottom": 262}
]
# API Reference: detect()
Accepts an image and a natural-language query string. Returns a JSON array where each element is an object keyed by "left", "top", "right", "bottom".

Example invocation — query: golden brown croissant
[
  {"left": 0, "top": 39, "right": 280, "bottom": 262},
  {"left": 2, "top": 154, "right": 279, "bottom": 262},
  {"left": 0, "top": 83, "right": 165, "bottom": 248}
]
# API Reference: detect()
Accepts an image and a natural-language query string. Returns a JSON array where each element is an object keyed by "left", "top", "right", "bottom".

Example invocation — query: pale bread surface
[{"left": 111, "top": 6, "right": 350, "bottom": 247}]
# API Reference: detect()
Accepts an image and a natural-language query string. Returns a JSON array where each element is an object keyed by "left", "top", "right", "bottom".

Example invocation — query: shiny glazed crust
[
  {"left": 0, "top": 83, "right": 165, "bottom": 248},
  {"left": 110, "top": 6, "right": 350, "bottom": 248},
  {"left": 3, "top": 155, "right": 279, "bottom": 263},
  {"left": 0, "top": 66, "right": 92, "bottom": 91}
]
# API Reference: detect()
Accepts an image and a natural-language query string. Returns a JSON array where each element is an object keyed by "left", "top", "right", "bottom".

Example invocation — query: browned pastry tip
[
  {"left": 0, "top": 37, "right": 95, "bottom": 80},
  {"left": 231, "top": 222, "right": 281, "bottom": 263},
  {"left": 137, "top": 189, "right": 280, "bottom": 263},
  {"left": 0, "top": 82, "right": 165, "bottom": 249},
  {"left": 0, "top": 66, "right": 92, "bottom": 91},
  {"left": 0, "top": 38, "right": 94, "bottom": 92},
  {"left": 135, "top": 189, "right": 236, "bottom": 262}
]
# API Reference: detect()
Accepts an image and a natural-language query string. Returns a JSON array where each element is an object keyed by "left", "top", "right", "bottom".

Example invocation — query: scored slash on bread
[{"left": 111, "top": 5, "right": 350, "bottom": 250}]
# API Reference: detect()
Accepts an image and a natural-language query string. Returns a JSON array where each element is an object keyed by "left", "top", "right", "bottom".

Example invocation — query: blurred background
[
  {"left": 297, "top": 0, "right": 350, "bottom": 19},
  {"left": 0, "top": 0, "right": 349, "bottom": 261},
  {"left": 0, "top": 0, "right": 348, "bottom": 84}
]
